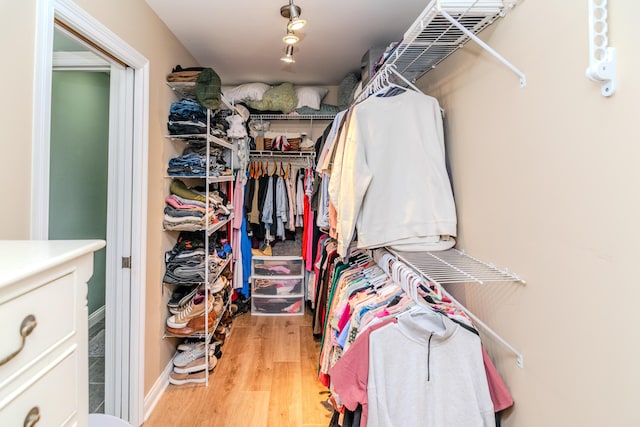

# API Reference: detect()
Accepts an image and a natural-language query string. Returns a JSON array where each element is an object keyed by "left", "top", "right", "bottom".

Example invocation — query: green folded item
[
  {"left": 195, "top": 68, "right": 222, "bottom": 110},
  {"left": 170, "top": 179, "right": 206, "bottom": 203}
]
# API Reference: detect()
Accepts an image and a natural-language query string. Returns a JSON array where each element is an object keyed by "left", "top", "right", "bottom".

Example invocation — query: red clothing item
[
  {"left": 329, "top": 318, "right": 398, "bottom": 427},
  {"left": 482, "top": 347, "right": 514, "bottom": 412}
]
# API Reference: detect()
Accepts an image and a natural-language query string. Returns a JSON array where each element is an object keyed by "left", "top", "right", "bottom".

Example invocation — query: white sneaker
[
  {"left": 173, "top": 343, "right": 207, "bottom": 367},
  {"left": 173, "top": 353, "right": 217, "bottom": 374}
]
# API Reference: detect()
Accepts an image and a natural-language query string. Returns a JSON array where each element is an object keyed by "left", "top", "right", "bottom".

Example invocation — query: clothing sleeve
[
  {"left": 335, "top": 111, "right": 372, "bottom": 257},
  {"left": 329, "top": 330, "right": 370, "bottom": 411}
]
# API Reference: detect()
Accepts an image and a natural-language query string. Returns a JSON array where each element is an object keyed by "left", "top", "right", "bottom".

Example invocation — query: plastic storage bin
[
  {"left": 251, "top": 296, "right": 304, "bottom": 316},
  {"left": 252, "top": 256, "right": 304, "bottom": 277}
]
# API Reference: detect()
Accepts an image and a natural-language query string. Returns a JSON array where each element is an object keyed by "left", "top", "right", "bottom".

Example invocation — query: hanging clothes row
[
  {"left": 312, "top": 240, "right": 513, "bottom": 427},
  {"left": 312, "top": 83, "right": 458, "bottom": 258},
  {"left": 243, "top": 159, "right": 315, "bottom": 255}
]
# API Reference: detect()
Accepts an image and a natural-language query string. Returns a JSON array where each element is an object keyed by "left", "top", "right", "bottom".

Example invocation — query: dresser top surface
[{"left": 0, "top": 240, "right": 106, "bottom": 288}]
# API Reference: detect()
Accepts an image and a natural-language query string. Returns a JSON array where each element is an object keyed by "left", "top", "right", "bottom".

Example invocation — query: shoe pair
[
  {"left": 166, "top": 309, "right": 216, "bottom": 337},
  {"left": 166, "top": 292, "right": 213, "bottom": 329},
  {"left": 169, "top": 354, "right": 217, "bottom": 385}
]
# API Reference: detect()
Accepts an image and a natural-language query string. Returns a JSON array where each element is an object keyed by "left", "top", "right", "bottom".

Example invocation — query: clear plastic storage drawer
[
  {"left": 251, "top": 296, "right": 304, "bottom": 316},
  {"left": 252, "top": 256, "right": 304, "bottom": 277},
  {"left": 252, "top": 277, "right": 304, "bottom": 297}
]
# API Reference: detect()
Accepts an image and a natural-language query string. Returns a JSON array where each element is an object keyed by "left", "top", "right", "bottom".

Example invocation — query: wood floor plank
[
  {"left": 197, "top": 390, "right": 270, "bottom": 427},
  {"left": 273, "top": 318, "right": 301, "bottom": 362},
  {"left": 267, "top": 362, "right": 303, "bottom": 427}
]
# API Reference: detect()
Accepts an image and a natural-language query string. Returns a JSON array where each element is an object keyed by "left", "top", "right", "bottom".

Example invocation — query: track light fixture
[
  {"left": 280, "top": 45, "right": 295, "bottom": 63},
  {"left": 283, "top": 28, "right": 299, "bottom": 45},
  {"left": 279, "top": 1, "right": 305, "bottom": 62},
  {"left": 280, "top": 1, "right": 306, "bottom": 31}
]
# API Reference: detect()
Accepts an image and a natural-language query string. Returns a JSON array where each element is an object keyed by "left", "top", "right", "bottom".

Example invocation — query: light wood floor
[{"left": 143, "top": 309, "right": 333, "bottom": 427}]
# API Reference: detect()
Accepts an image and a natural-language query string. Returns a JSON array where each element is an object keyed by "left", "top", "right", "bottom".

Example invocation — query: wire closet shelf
[
  {"left": 374, "top": 0, "right": 525, "bottom": 90},
  {"left": 382, "top": 247, "right": 525, "bottom": 367}
]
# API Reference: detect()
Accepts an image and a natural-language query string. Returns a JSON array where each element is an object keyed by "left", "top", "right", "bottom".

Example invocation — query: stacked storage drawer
[{"left": 251, "top": 256, "right": 304, "bottom": 316}]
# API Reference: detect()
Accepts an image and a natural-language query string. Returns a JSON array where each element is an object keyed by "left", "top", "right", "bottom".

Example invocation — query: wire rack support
[{"left": 384, "top": 247, "right": 525, "bottom": 367}]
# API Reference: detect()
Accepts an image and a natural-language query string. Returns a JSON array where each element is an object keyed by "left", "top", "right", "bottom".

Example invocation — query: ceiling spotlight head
[
  {"left": 280, "top": 45, "right": 295, "bottom": 63},
  {"left": 288, "top": 17, "right": 306, "bottom": 31},
  {"left": 282, "top": 28, "right": 299, "bottom": 45},
  {"left": 280, "top": 1, "right": 306, "bottom": 31}
]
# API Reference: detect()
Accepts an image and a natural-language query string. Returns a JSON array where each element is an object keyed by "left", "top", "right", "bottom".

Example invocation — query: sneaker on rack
[
  {"left": 213, "top": 294, "right": 225, "bottom": 318},
  {"left": 173, "top": 352, "right": 217, "bottom": 374},
  {"left": 177, "top": 340, "right": 205, "bottom": 352},
  {"left": 173, "top": 343, "right": 207, "bottom": 367},
  {"left": 166, "top": 309, "right": 216, "bottom": 337},
  {"left": 166, "top": 293, "right": 213, "bottom": 329},
  {"left": 167, "top": 284, "right": 199, "bottom": 313},
  {"left": 210, "top": 275, "right": 228, "bottom": 294},
  {"left": 169, "top": 370, "right": 209, "bottom": 385}
]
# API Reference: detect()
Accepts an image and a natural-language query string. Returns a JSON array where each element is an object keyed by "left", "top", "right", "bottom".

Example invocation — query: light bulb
[
  {"left": 283, "top": 30, "right": 299, "bottom": 45},
  {"left": 288, "top": 17, "right": 306, "bottom": 31}
]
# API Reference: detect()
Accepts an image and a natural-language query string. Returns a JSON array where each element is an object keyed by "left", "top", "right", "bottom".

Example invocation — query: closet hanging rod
[{"left": 383, "top": 248, "right": 524, "bottom": 368}]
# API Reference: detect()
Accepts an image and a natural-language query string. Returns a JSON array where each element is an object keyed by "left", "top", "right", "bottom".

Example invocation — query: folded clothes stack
[
  {"left": 167, "top": 146, "right": 230, "bottom": 177},
  {"left": 163, "top": 231, "right": 233, "bottom": 285},
  {"left": 168, "top": 98, "right": 232, "bottom": 138},
  {"left": 163, "top": 179, "right": 232, "bottom": 231}
]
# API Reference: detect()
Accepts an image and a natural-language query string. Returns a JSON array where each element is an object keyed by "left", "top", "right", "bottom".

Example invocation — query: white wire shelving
[
  {"left": 249, "top": 150, "right": 315, "bottom": 158},
  {"left": 378, "top": 0, "right": 526, "bottom": 88},
  {"left": 383, "top": 247, "right": 525, "bottom": 367},
  {"left": 251, "top": 114, "right": 336, "bottom": 121},
  {"left": 165, "top": 134, "right": 234, "bottom": 151}
]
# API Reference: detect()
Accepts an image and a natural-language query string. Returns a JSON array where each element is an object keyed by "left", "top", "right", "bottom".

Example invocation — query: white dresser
[{"left": 0, "top": 240, "right": 105, "bottom": 426}]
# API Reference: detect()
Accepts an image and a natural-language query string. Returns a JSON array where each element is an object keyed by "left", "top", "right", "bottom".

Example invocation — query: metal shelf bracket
[{"left": 585, "top": 0, "right": 616, "bottom": 97}]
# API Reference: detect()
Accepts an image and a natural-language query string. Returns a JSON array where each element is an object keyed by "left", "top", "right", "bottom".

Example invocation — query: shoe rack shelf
[{"left": 163, "top": 82, "right": 236, "bottom": 386}]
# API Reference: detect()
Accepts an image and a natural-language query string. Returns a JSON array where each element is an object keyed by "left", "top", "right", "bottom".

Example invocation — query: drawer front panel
[
  {"left": 251, "top": 296, "right": 304, "bottom": 316},
  {"left": 0, "top": 351, "right": 78, "bottom": 426},
  {"left": 252, "top": 276, "right": 304, "bottom": 297},
  {"left": 252, "top": 256, "right": 304, "bottom": 277},
  {"left": 0, "top": 273, "right": 76, "bottom": 387}
]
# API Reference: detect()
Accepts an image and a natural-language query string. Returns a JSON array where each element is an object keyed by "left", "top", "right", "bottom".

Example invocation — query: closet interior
[{"left": 157, "top": 0, "right": 526, "bottom": 425}]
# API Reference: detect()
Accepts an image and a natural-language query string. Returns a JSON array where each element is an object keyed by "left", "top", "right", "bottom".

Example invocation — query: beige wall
[
  {"left": 0, "top": 0, "right": 199, "bottom": 397},
  {"left": 417, "top": 0, "right": 640, "bottom": 425},
  {"left": 0, "top": 2, "right": 37, "bottom": 238}
]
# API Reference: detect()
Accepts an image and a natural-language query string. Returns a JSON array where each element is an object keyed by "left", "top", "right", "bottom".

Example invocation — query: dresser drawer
[
  {"left": 0, "top": 273, "right": 76, "bottom": 388},
  {"left": 0, "top": 350, "right": 78, "bottom": 426}
]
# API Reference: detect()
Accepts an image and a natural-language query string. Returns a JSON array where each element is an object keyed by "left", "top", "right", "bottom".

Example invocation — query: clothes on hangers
[
  {"left": 310, "top": 242, "right": 512, "bottom": 427},
  {"left": 329, "top": 90, "right": 457, "bottom": 257}
]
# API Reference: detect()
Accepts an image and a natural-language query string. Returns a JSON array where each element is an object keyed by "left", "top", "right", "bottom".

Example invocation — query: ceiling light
[
  {"left": 282, "top": 28, "right": 299, "bottom": 45},
  {"left": 280, "top": 1, "right": 307, "bottom": 31},
  {"left": 288, "top": 17, "right": 306, "bottom": 32},
  {"left": 280, "top": 45, "right": 295, "bottom": 63}
]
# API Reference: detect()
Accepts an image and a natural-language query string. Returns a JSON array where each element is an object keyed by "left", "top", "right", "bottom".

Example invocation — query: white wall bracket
[
  {"left": 440, "top": 9, "right": 527, "bottom": 88},
  {"left": 586, "top": 0, "right": 616, "bottom": 96}
]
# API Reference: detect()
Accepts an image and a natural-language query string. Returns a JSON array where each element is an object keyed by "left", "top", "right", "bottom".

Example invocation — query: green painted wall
[{"left": 49, "top": 71, "right": 110, "bottom": 315}]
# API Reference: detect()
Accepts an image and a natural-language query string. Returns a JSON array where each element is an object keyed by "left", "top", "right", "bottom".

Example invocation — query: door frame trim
[{"left": 32, "top": 0, "right": 149, "bottom": 425}]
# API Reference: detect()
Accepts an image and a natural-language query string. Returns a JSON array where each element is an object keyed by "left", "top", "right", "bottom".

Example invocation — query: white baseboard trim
[
  {"left": 89, "top": 305, "right": 106, "bottom": 330},
  {"left": 143, "top": 358, "right": 173, "bottom": 422}
]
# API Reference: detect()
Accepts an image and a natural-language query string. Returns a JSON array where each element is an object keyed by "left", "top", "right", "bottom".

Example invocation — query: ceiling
[{"left": 145, "top": 0, "right": 428, "bottom": 86}]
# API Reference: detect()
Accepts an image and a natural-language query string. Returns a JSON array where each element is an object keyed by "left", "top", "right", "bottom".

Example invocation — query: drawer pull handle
[
  {"left": 24, "top": 406, "right": 41, "bottom": 427},
  {"left": 0, "top": 315, "right": 37, "bottom": 366}
]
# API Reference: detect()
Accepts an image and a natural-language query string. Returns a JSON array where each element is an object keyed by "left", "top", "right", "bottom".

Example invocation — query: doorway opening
[{"left": 32, "top": 1, "right": 150, "bottom": 425}]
